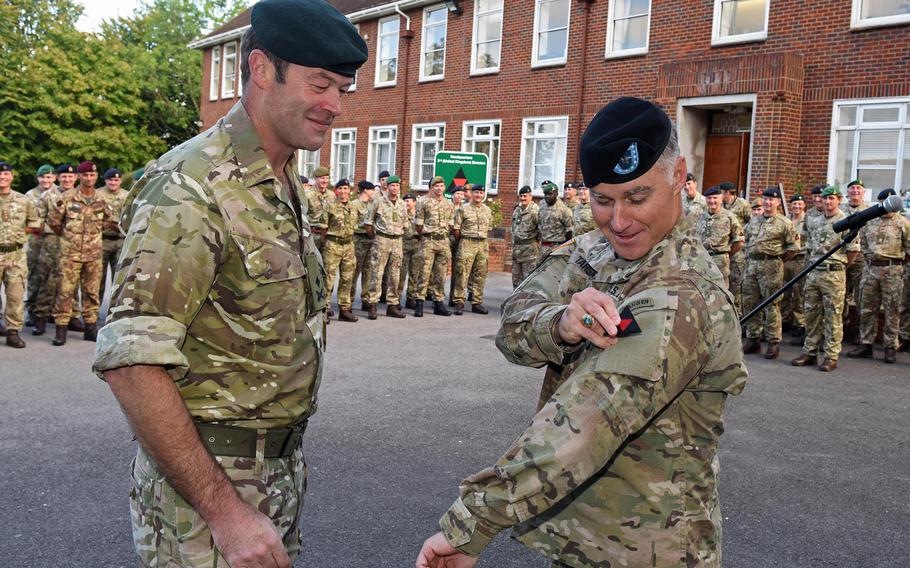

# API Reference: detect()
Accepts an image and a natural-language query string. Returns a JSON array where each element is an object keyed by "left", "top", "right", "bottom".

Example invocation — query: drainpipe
[
  {"left": 396, "top": 3, "right": 415, "bottom": 178},
  {"left": 573, "top": 0, "right": 594, "bottom": 183}
]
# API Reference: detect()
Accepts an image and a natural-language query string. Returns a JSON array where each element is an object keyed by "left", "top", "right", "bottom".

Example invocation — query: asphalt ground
[{"left": 1, "top": 271, "right": 909, "bottom": 567}]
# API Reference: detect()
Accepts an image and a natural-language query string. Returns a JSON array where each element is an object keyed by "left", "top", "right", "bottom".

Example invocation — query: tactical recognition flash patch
[{"left": 610, "top": 306, "right": 642, "bottom": 337}]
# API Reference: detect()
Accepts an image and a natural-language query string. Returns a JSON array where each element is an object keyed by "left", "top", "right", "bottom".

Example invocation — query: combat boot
[
  {"left": 453, "top": 303, "right": 464, "bottom": 316},
  {"left": 884, "top": 348, "right": 897, "bottom": 364},
  {"left": 83, "top": 323, "right": 97, "bottom": 342},
  {"left": 360, "top": 301, "right": 371, "bottom": 312},
  {"left": 339, "top": 309, "right": 359, "bottom": 322},
  {"left": 448, "top": 297, "right": 456, "bottom": 307},
  {"left": 52, "top": 325, "right": 67, "bottom": 346},
  {"left": 846, "top": 344, "right": 873, "bottom": 358},
  {"left": 742, "top": 338, "right": 761, "bottom": 354},
  {"left": 433, "top": 300, "right": 451, "bottom": 316},
  {"left": 898, "top": 339, "right": 910, "bottom": 353},
  {"left": 6, "top": 330, "right": 25, "bottom": 349},
  {"left": 405, "top": 298, "right": 416, "bottom": 310},
  {"left": 368, "top": 304, "right": 378, "bottom": 320},
  {"left": 471, "top": 303, "right": 489, "bottom": 314},
  {"left": 791, "top": 353, "right": 817, "bottom": 367},
  {"left": 379, "top": 293, "right": 387, "bottom": 304},
  {"left": 0, "top": 323, "right": 5, "bottom": 337},
  {"left": 386, "top": 305, "right": 406, "bottom": 319},
  {"left": 327, "top": 308, "right": 335, "bottom": 318},
  {"left": 790, "top": 325, "right": 805, "bottom": 338},
  {"left": 68, "top": 318, "right": 85, "bottom": 332},
  {"left": 764, "top": 342, "right": 780, "bottom": 360},
  {"left": 414, "top": 300, "right": 424, "bottom": 318},
  {"left": 32, "top": 317, "right": 46, "bottom": 336},
  {"left": 819, "top": 358, "right": 838, "bottom": 372}
]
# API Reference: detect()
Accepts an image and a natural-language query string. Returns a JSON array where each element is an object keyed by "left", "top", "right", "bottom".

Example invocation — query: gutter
[{"left": 187, "top": 25, "right": 249, "bottom": 50}]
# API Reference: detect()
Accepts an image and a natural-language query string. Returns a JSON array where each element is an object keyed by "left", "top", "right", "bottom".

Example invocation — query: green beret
[
  {"left": 821, "top": 186, "right": 841, "bottom": 197},
  {"left": 36, "top": 164, "right": 55, "bottom": 176},
  {"left": 430, "top": 176, "right": 445, "bottom": 186},
  {"left": 386, "top": 175, "right": 401, "bottom": 184},
  {"left": 703, "top": 186, "right": 721, "bottom": 197},
  {"left": 313, "top": 166, "right": 330, "bottom": 177},
  {"left": 132, "top": 168, "right": 145, "bottom": 181},
  {"left": 251, "top": 0, "right": 368, "bottom": 79},
  {"left": 518, "top": 185, "right": 532, "bottom": 195},
  {"left": 718, "top": 181, "right": 737, "bottom": 192},
  {"left": 541, "top": 180, "right": 558, "bottom": 193},
  {"left": 847, "top": 179, "right": 864, "bottom": 188}
]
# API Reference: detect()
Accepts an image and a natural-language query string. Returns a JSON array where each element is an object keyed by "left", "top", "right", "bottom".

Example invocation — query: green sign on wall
[{"left": 434, "top": 151, "right": 488, "bottom": 198}]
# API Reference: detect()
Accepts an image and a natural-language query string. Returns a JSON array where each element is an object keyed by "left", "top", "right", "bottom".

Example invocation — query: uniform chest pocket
[{"left": 231, "top": 233, "right": 305, "bottom": 283}]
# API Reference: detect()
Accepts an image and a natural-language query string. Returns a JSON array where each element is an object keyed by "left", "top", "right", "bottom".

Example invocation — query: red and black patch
[{"left": 613, "top": 306, "right": 641, "bottom": 337}]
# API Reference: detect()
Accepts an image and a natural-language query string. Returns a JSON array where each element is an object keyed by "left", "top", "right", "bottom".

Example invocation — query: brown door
[{"left": 703, "top": 133, "right": 750, "bottom": 194}]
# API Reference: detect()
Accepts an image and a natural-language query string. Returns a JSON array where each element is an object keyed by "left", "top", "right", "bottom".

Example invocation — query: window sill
[
  {"left": 418, "top": 76, "right": 445, "bottom": 84},
  {"left": 470, "top": 67, "right": 500, "bottom": 77},
  {"left": 711, "top": 32, "right": 768, "bottom": 47},
  {"left": 605, "top": 48, "right": 649, "bottom": 60},
  {"left": 850, "top": 14, "right": 910, "bottom": 30},
  {"left": 531, "top": 59, "right": 567, "bottom": 70},
  {"left": 374, "top": 82, "right": 397, "bottom": 90}
]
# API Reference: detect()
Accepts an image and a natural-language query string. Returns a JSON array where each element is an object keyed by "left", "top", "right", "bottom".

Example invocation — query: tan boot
[
  {"left": 819, "top": 358, "right": 838, "bottom": 372},
  {"left": 791, "top": 353, "right": 817, "bottom": 367}
]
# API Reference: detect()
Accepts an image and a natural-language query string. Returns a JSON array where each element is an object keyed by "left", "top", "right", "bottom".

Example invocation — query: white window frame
[
  {"left": 367, "top": 125, "right": 398, "bottom": 181},
  {"left": 532, "top": 0, "right": 571, "bottom": 68},
  {"left": 209, "top": 46, "right": 221, "bottom": 101},
  {"left": 851, "top": 0, "right": 910, "bottom": 30},
  {"left": 375, "top": 15, "right": 400, "bottom": 88},
  {"left": 518, "top": 116, "right": 569, "bottom": 196},
  {"left": 410, "top": 123, "right": 446, "bottom": 189},
  {"left": 711, "top": 0, "right": 771, "bottom": 47},
  {"left": 349, "top": 24, "right": 360, "bottom": 91},
  {"left": 827, "top": 97, "right": 910, "bottom": 193},
  {"left": 331, "top": 128, "right": 357, "bottom": 183},
  {"left": 298, "top": 150, "right": 321, "bottom": 177},
  {"left": 419, "top": 5, "right": 448, "bottom": 82},
  {"left": 462, "top": 120, "right": 502, "bottom": 195},
  {"left": 605, "top": 0, "right": 652, "bottom": 59},
  {"left": 221, "top": 41, "right": 237, "bottom": 99},
  {"left": 470, "top": 0, "right": 504, "bottom": 76}
]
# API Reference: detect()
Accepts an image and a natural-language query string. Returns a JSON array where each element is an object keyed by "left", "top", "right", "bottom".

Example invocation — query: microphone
[{"left": 832, "top": 194, "right": 904, "bottom": 233}]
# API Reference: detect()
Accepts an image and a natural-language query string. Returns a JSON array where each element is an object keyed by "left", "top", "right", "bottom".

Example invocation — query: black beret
[
  {"left": 57, "top": 164, "right": 75, "bottom": 174},
  {"left": 104, "top": 168, "right": 121, "bottom": 179},
  {"left": 686, "top": 173, "right": 695, "bottom": 182},
  {"left": 518, "top": 185, "right": 532, "bottom": 195},
  {"left": 470, "top": 184, "right": 485, "bottom": 191},
  {"left": 251, "top": 0, "right": 368, "bottom": 79},
  {"left": 0, "top": 161, "right": 12, "bottom": 172},
  {"left": 762, "top": 187, "right": 781, "bottom": 199},
  {"left": 403, "top": 192, "right": 416, "bottom": 200},
  {"left": 334, "top": 178, "right": 350, "bottom": 188},
  {"left": 580, "top": 97, "right": 672, "bottom": 187},
  {"left": 810, "top": 184, "right": 824, "bottom": 195},
  {"left": 452, "top": 185, "right": 466, "bottom": 193},
  {"left": 878, "top": 188, "right": 896, "bottom": 200},
  {"left": 378, "top": 170, "right": 391, "bottom": 178},
  {"left": 718, "top": 181, "right": 737, "bottom": 192},
  {"left": 299, "top": 175, "right": 309, "bottom": 184},
  {"left": 357, "top": 180, "right": 375, "bottom": 191},
  {"left": 789, "top": 194, "right": 804, "bottom": 202},
  {"left": 703, "top": 186, "right": 721, "bottom": 197},
  {"left": 564, "top": 181, "right": 576, "bottom": 189}
]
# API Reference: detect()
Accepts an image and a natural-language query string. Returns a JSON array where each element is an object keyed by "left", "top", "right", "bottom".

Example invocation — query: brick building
[{"left": 191, "top": 0, "right": 910, "bottom": 270}]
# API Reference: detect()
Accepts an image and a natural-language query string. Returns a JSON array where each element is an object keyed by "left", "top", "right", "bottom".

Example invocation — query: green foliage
[
  {"left": 0, "top": 0, "right": 248, "bottom": 193},
  {"left": 485, "top": 196, "right": 504, "bottom": 228}
]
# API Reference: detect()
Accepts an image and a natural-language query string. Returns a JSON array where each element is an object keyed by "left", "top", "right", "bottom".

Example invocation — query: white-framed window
[
  {"left": 606, "top": 0, "right": 651, "bottom": 58},
  {"left": 420, "top": 5, "right": 448, "bottom": 81},
  {"left": 209, "top": 46, "right": 221, "bottom": 101},
  {"left": 519, "top": 116, "right": 568, "bottom": 196},
  {"left": 532, "top": 0, "right": 570, "bottom": 67},
  {"left": 298, "top": 150, "right": 321, "bottom": 177},
  {"left": 851, "top": 0, "right": 910, "bottom": 30},
  {"left": 462, "top": 120, "right": 501, "bottom": 194},
  {"left": 368, "top": 126, "right": 398, "bottom": 181},
  {"left": 828, "top": 98, "right": 910, "bottom": 193},
  {"left": 471, "top": 0, "right": 503, "bottom": 75},
  {"left": 331, "top": 128, "right": 357, "bottom": 182},
  {"left": 411, "top": 123, "right": 446, "bottom": 188},
  {"left": 375, "top": 16, "right": 400, "bottom": 88},
  {"left": 711, "top": 0, "right": 770, "bottom": 46},
  {"left": 349, "top": 24, "right": 360, "bottom": 91},
  {"left": 221, "top": 41, "right": 237, "bottom": 99}
]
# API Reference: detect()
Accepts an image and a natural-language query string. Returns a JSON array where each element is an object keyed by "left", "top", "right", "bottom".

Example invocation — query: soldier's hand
[
  {"left": 209, "top": 501, "right": 291, "bottom": 568},
  {"left": 416, "top": 532, "right": 479, "bottom": 568},
  {"left": 557, "top": 287, "right": 621, "bottom": 350}
]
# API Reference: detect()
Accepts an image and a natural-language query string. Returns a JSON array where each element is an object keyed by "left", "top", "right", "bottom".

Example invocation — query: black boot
[
  {"left": 471, "top": 303, "right": 489, "bottom": 314},
  {"left": 405, "top": 298, "right": 416, "bottom": 310},
  {"left": 83, "top": 323, "right": 98, "bottom": 342},
  {"left": 0, "top": 323, "right": 5, "bottom": 337},
  {"left": 6, "top": 330, "right": 25, "bottom": 348},
  {"left": 414, "top": 300, "right": 424, "bottom": 318},
  {"left": 52, "top": 324, "right": 67, "bottom": 346},
  {"left": 433, "top": 300, "right": 452, "bottom": 316},
  {"left": 453, "top": 303, "right": 464, "bottom": 316},
  {"left": 368, "top": 304, "right": 378, "bottom": 320},
  {"left": 68, "top": 318, "right": 85, "bottom": 332},
  {"left": 32, "top": 317, "right": 46, "bottom": 336}
]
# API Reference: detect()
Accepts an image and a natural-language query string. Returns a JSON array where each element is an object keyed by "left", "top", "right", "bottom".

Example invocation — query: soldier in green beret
[
  {"left": 0, "top": 162, "right": 41, "bottom": 347},
  {"left": 365, "top": 174, "right": 407, "bottom": 319},
  {"left": 23, "top": 164, "right": 57, "bottom": 324},
  {"left": 510, "top": 185, "right": 540, "bottom": 288},
  {"left": 537, "top": 180, "right": 574, "bottom": 260},
  {"left": 351, "top": 179, "right": 377, "bottom": 310},
  {"left": 413, "top": 175, "right": 455, "bottom": 317},
  {"left": 695, "top": 185, "right": 744, "bottom": 287},
  {"left": 306, "top": 165, "right": 335, "bottom": 253},
  {"left": 322, "top": 179, "right": 358, "bottom": 322},
  {"left": 783, "top": 194, "right": 808, "bottom": 340},
  {"left": 572, "top": 182, "right": 594, "bottom": 234},
  {"left": 452, "top": 184, "right": 492, "bottom": 315}
]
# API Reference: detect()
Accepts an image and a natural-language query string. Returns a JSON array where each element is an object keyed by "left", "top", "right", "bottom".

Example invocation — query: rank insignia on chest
[{"left": 612, "top": 306, "right": 642, "bottom": 337}]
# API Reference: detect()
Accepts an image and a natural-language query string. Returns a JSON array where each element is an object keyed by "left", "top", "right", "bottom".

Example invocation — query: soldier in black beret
[{"left": 807, "top": 184, "right": 826, "bottom": 220}]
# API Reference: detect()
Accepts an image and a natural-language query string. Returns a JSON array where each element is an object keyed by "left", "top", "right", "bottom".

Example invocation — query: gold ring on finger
[{"left": 581, "top": 313, "right": 594, "bottom": 328}]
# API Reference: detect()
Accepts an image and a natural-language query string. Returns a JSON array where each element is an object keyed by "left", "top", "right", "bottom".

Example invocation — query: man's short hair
[{"left": 240, "top": 27, "right": 290, "bottom": 87}]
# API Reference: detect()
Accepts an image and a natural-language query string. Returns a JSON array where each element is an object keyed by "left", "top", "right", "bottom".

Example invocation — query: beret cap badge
[{"left": 613, "top": 142, "right": 640, "bottom": 176}]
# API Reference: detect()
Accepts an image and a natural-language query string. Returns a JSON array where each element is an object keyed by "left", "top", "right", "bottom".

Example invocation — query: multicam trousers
[
  {"left": 416, "top": 235, "right": 451, "bottom": 302},
  {"left": 902, "top": 264, "right": 910, "bottom": 343},
  {"left": 858, "top": 263, "right": 904, "bottom": 349},
  {"left": 729, "top": 249, "right": 746, "bottom": 316},
  {"left": 398, "top": 237, "right": 421, "bottom": 303},
  {"left": 803, "top": 267, "right": 847, "bottom": 361},
  {"left": 352, "top": 234, "right": 374, "bottom": 304},
  {"left": 0, "top": 248, "right": 27, "bottom": 331},
  {"left": 323, "top": 238, "right": 356, "bottom": 310},
  {"left": 511, "top": 242, "right": 540, "bottom": 288},
  {"left": 369, "top": 235, "right": 403, "bottom": 306},
  {"left": 32, "top": 234, "right": 62, "bottom": 318},
  {"left": 129, "top": 446, "right": 305, "bottom": 567},
  {"left": 25, "top": 233, "right": 46, "bottom": 315},
  {"left": 708, "top": 252, "right": 731, "bottom": 288},
  {"left": 782, "top": 254, "right": 806, "bottom": 329},
  {"left": 742, "top": 257, "right": 784, "bottom": 342},
  {"left": 101, "top": 236, "right": 124, "bottom": 310},
  {"left": 53, "top": 257, "right": 102, "bottom": 325},
  {"left": 453, "top": 238, "right": 488, "bottom": 305}
]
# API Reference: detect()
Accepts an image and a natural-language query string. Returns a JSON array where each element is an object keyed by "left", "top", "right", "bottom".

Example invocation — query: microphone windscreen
[{"left": 883, "top": 194, "right": 904, "bottom": 213}]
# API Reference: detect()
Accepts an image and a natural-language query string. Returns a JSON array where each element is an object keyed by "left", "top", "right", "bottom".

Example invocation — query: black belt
[
  {"left": 103, "top": 235, "right": 124, "bottom": 240},
  {"left": 422, "top": 233, "right": 447, "bottom": 241},
  {"left": 749, "top": 253, "right": 782, "bottom": 260},
  {"left": 0, "top": 243, "right": 24, "bottom": 253},
  {"left": 377, "top": 231, "right": 402, "bottom": 239},
  {"left": 708, "top": 250, "right": 729, "bottom": 256},
  {"left": 869, "top": 258, "right": 904, "bottom": 267},
  {"left": 326, "top": 234, "right": 353, "bottom": 244},
  {"left": 814, "top": 263, "right": 845, "bottom": 272},
  {"left": 196, "top": 421, "right": 306, "bottom": 458}
]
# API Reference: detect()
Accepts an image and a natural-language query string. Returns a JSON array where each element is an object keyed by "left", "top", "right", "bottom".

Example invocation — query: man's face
[
  {"left": 589, "top": 157, "right": 685, "bottom": 261},
  {"left": 261, "top": 63, "right": 352, "bottom": 152},
  {"left": 471, "top": 189, "right": 485, "bottom": 204},
  {"left": 685, "top": 179, "right": 697, "bottom": 197},
  {"left": 105, "top": 177, "right": 122, "bottom": 192},
  {"left": 790, "top": 200, "right": 805, "bottom": 215},
  {"left": 404, "top": 197, "right": 416, "bottom": 212},
  {"left": 0, "top": 170, "right": 14, "bottom": 192},
  {"left": 752, "top": 205, "right": 763, "bottom": 217},
  {"left": 58, "top": 173, "right": 76, "bottom": 189},
  {"left": 361, "top": 187, "right": 374, "bottom": 200},
  {"left": 301, "top": 182, "right": 311, "bottom": 192},
  {"left": 78, "top": 172, "right": 98, "bottom": 189},
  {"left": 388, "top": 182, "right": 401, "bottom": 199},
  {"left": 430, "top": 181, "right": 445, "bottom": 197},
  {"left": 37, "top": 173, "right": 56, "bottom": 190},
  {"left": 564, "top": 187, "right": 577, "bottom": 200},
  {"left": 762, "top": 196, "right": 779, "bottom": 216},
  {"left": 315, "top": 175, "right": 330, "bottom": 190},
  {"left": 706, "top": 194, "right": 722, "bottom": 213},
  {"left": 452, "top": 190, "right": 464, "bottom": 205},
  {"left": 823, "top": 195, "right": 841, "bottom": 215},
  {"left": 519, "top": 192, "right": 532, "bottom": 206},
  {"left": 813, "top": 194, "right": 823, "bottom": 210},
  {"left": 544, "top": 191, "right": 557, "bottom": 205},
  {"left": 578, "top": 187, "right": 589, "bottom": 203},
  {"left": 723, "top": 191, "right": 735, "bottom": 204},
  {"left": 847, "top": 184, "right": 864, "bottom": 204},
  {"left": 379, "top": 176, "right": 388, "bottom": 189},
  {"left": 336, "top": 185, "right": 350, "bottom": 202}
]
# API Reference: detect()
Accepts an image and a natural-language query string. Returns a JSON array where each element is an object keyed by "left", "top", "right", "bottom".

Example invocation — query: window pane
[
  {"left": 534, "top": 165, "right": 554, "bottom": 188},
  {"left": 427, "top": 26, "right": 446, "bottom": 50},
  {"left": 537, "top": 122, "right": 557, "bottom": 135},
  {"left": 540, "top": 0, "right": 570, "bottom": 30},
  {"left": 614, "top": 0, "right": 650, "bottom": 18},
  {"left": 475, "top": 41, "right": 500, "bottom": 69},
  {"left": 861, "top": 0, "right": 910, "bottom": 18},
  {"left": 858, "top": 130, "right": 899, "bottom": 166},
  {"left": 535, "top": 139, "right": 556, "bottom": 164},
  {"left": 422, "top": 143, "right": 436, "bottom": 162},
  {"left": 613, "top": 14, "right": 648, "bottom": 51},
  {"left": 720, "top": 0, "right": 767, "bottom": 36},
  {"left": 839, "top": 105, "right": 857, "bottom": 126},
  {"left": 901, "top": 134, "right": 910, "bottom": 190},
  {"left": 856, "top": 169, "right": 896, "bottom": 191},
  {"left": 539, "top": 29, "right": 568, "bottom": 60},
  {"left": 381, "top": 19, "right": 399, "bottom": 34},
  {"left": 862, "top": 107, "right": 900, "bottom": 123},
  {"left": 477, "top": 0, "right": 502, "bottom": 12},
  {"left": 427, "top": 7, "right": 446, "bottom": 24},
  {"left": 425, "top": 51, "right": 444, "bottom": 77},
  {"left": 835, "top": 130, "right": 855, "bottom": 186},
  {"left": 478, "top": 12, "right": 502, "bottom": 42},
  {"left": 380, "top": 60, "right": 396, "bottom": 82}
]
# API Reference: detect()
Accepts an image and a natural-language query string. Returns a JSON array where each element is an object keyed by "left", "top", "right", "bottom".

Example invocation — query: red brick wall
[{"left": 200, "top": 41, "right": 242, "bottom": 130}]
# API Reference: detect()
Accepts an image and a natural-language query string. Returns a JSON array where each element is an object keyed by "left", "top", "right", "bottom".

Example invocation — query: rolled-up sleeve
[{"left": 93, "top": 171, "right": 225, "bottom": 381}]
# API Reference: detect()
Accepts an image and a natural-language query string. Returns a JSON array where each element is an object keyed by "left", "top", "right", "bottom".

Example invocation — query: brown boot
[
  {"left": 819, "top": 358, "right": 838, "bottom": 372},
  {"left": 67, "top": 318, "right": 85, "bottom": 332},
  {"left": 32, "top": 317, "right": 46, "bottom": 336},
  {"left": 83, "top": 323, "right": 98, "bottom": 342},
  {"left": 453, "top": 303, "right": 464, "bottom": 316},
  {"left": 764, "top": 342, "right": 780, "bottom": 359},
  {"left": 368, "top": 304, "right": 378, "bottom": 320},
  {"left": 884, "top": 348, "right": 896, "bottom": 364},
  {"left": 5, "top": 330, "right": 25, "bottom": 348},
  {"left": 386, "top": 305, "right": 406, "bottom": 319},
  {"left": 743, "top": 338, "right": 761, "bottom": 354},
  {"left": 52, "top": 324, "right": 67, "bottom": 346},
  {"left": 846, "top": 344, "right": 873, "bottom": 358},
  {"left": 471, "top": 303, "right": 489, "bottom": 314},
  {"left": 338, "top": 309, "right": 359, "bottom": 322},
  {"left": 791, "top": 353, "right": 817, "bottom": 367}
]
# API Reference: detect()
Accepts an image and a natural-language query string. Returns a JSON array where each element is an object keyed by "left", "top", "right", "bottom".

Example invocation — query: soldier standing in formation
[
  {"left": 682, "top": 172, "right": 706, "bottom": 216},
  {"left": 351, "top": 179, "right": 376, "bottom": 311},
  {"left": 722, "top": 181, "right": 752, "bottom": 314},
  {"left": 451, "top": 184, "right": 492, "bottom": 315},
  {"left": 562, "top": 181, "right": 579, "bottom": 211},
  {"left": 365, "top": 174, "right": 407, "bottom": 319},
  {"left": 510, "top": 185, "right": 539, "bottom": 288},
  {"left": 806, "top": 184, "right": 825, "bottom": 220},
  {"left": 305, "top": 165, "right": 335, "bottom": 253},
  {"left": 98, "top": 168, "right": 127, "bottom": 311},
  {"left": 696, "top": 185, "right": 744, "bottom": 287},
  {"left": 48, "top": 161, "right": 112, "bottom": 345},
  {"left": 846, "top": 189, "right": 910, "bottom": 363},
  {"left": 413, "top": 175, "right": 454, "bottom": 317},
  {"left": 741, "top": 187, "right": 798, "bottom": 359},
  {"left": 448, "top": 185, "right": 466, "bottom": 306},
  {"left": 792, "top": 187, "right": 860, "bottom": 372},
  {"left": 0, "top": 162, "right": 41, "bottom": 348},
  {"left": 841, "top": 179, "right": 870, "bottom": 341},
  {"left": 323, "top": 179, "right": 358, "bottom": 323},
  {"left": 784, "top": 194, "right": 807, "bottom": 340},
  {"left": 572, "top": 182, "right": 594, "bottom": 234},
  {"left": 537, "top": 180, "right": 573, "bottom": 260},
  {"left": 24, "top": 164, "right": 57, "bottom": 323},
  {"left": 399, "top": 192, "right": 420, "bottom": 309}
]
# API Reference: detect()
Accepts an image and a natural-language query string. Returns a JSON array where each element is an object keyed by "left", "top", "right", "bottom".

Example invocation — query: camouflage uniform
[
  {"left": 305, "top": 186, "right": 336, "bottom": 253},
  {"left": 782, "top": 211, "right": 807, "bottom": 330},
  {"left": 856, "top": 214, "right": 910, "bottom": 349},
  {"left": 564, "top": 195, "right": 580, "bottom": 212},
  {"left": 367, "top": 196, "right": 407, "bottom": 305},
  {"left": 841, "top": 200, "right": 870, "bottom": 333},
  {"left": 452, "top": 202, "right": 492, "bottom": 305},
  {"left": 415, "top": 195, "right": 454, "bottom": 302},
  {"left": 695, "top": 207, "right": 744, "bottom": 287},
  {"left": 801, "top": 210, "right": 861, "bottom": 362},
  {"left": 32, "top": 187, "right": 68, "bottom": 319},
  {"left": 449, "top": 202, "right": 463, "bottom": 303},
  {"left": 0, "top": 191, "right": 40, "bottom": 331},
  {"left": 741, "top": 213, "right": 797, "bottom": 343},
  {"left": 49, "top": 189, "right": 111, "bottom": 326},
  {"left": 537, "top": 199, "right": 574, "bottom": 260},
  {"left": 572, "top": 202, "right": 594, "bottom": 235},
  {"left": 511, "top": 202, "right": 540, "bottom": 288},
  {"left": 92, "top": 102, "right": 326, "bottom": 566},
  {"left": 901, "top": 261, "right": 910, "bottom": 347},
  {"left": 724, "top": 196, "right": 751, "bottom": 314},
  {"left": 323, "top": 199, "right": 357, "bottom": 310},
  {"left": 398, "top": 206, "right": 421, "bottom": 304},
  {"left": 439, "top": 216, "right": 747, "bottom": 567},
  {"left": 24, "top": 184, "right": 55, "bottom": 317},
  {"left": 682, "top": 191, "right": 707, "bottom": 217},
  {"left": 98, "top": 186, "right": 128, "bottom": 306},
  {"left": 351, "top": 197, "right": 374, "bottom": 306}
]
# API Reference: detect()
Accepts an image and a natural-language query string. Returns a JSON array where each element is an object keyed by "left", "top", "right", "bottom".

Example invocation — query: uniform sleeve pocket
[{"left": 231, "top": 233, "right": 305, "bottom": 283}]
